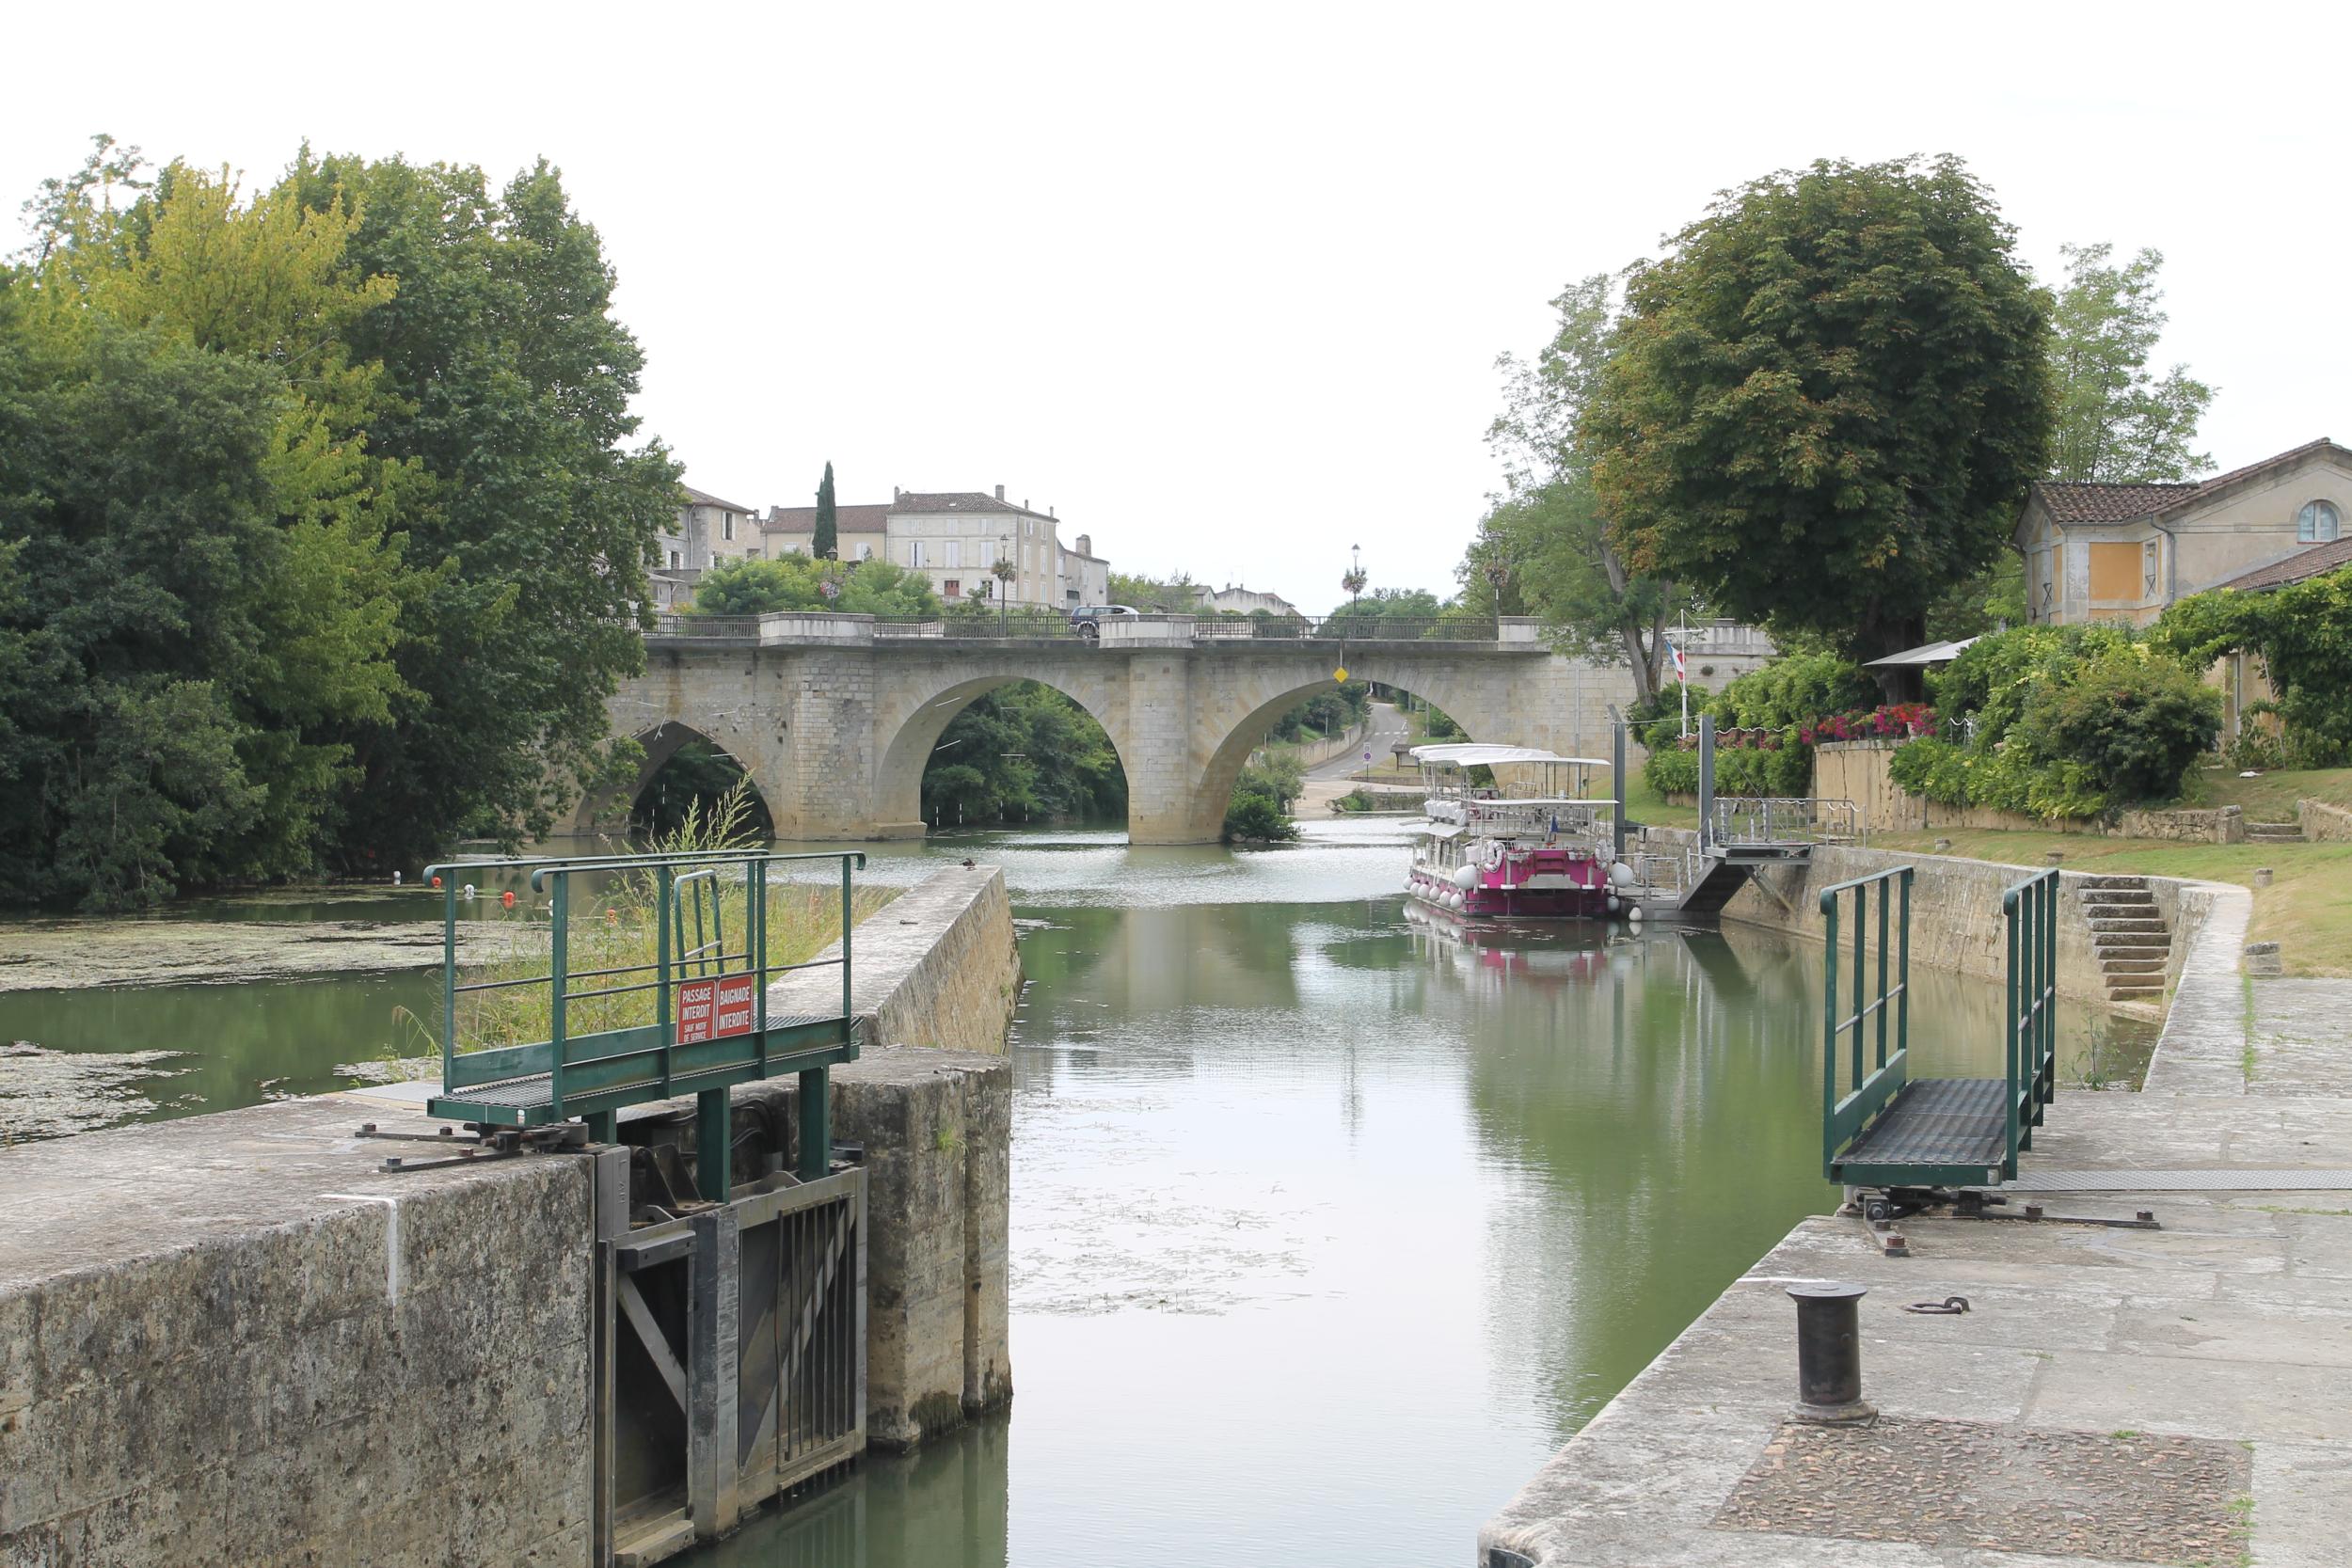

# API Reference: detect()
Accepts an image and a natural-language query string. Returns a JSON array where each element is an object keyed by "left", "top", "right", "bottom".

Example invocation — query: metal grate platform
[
  {"left": 2006, "top": 1169, "right": 2352, "bottom": 1193},
  {"left": 1844, "top": 1077, "right": 2008, "bottom": 1169},
  {"left": 447, "top": 1015, "right": 838, "bottom": 1112}
]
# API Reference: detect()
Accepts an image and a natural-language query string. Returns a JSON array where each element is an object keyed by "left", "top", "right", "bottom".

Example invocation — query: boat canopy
[
  {"left": 1409, "top": 744, "right": 1611, "bottom": 768},
  {"left": 1416, "top": 821, "right": 1465, "bottom": 840}
]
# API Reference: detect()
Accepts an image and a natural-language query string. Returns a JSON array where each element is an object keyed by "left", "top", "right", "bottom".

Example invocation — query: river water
[{"left": 0, "top": 819, "right": 2151, "bottom": 1565}]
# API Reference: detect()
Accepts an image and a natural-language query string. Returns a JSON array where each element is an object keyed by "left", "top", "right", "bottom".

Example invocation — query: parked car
[{"left": 1068, "top": 604, "right": 1141, "bottom": 641}]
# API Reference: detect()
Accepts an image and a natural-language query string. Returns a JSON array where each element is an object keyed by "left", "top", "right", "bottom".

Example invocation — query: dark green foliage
[
  {"left": 812, "top": 462, "right": 837, "bottom": 561},
  {"left": 631, "top": 741, "right": 774, "bottom": 838},
  {"left": 287, "top": 152, "right": 680, "bottom": 865},
  {"left": 0, "top": 320, "right": 291, "bottom": 905},
  {"left": 693, "top": 556, "right": 939, "bottom": 618},
  {"left": 921, "top": 682, "right": 1126, "bottom": 825},
  {"left": 2015, "top": 650, "right": 2220, "bottom": 807},
  {"left": 1586, "top": 156, "right": 2051, "bottom": 668},
  {"left": 1323, "top": 588, "right": 1443, "bottom": 637},
  {"left": 0, "top": 141, "right": 679, "bottom": 905},
  {"left": 2152, "top": 570, "right": 2352, "bottom": 766},
  {"left": 1222, "top": 791, "right": 1297, "bottom": 844},
  {"left": 1891, "top": 625, "right": 2219, "bottom": 816},
  {"left": 1421, "top": 704, "right": 1465, "bottom": 740},
  {"left": 1222, "top": 756, "right": 1303, "bottom": 843},
  {"left": 1634, "top": 655, "right": 1876, "bottom": 800},
  {"left": 1269, "top": 682, "right": 1369, "bottom": 744}
]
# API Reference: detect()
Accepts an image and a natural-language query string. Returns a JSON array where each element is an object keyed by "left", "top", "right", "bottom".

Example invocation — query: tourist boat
[{"left": 1404, "top": 744, "right": 1619, "bottom": 921}]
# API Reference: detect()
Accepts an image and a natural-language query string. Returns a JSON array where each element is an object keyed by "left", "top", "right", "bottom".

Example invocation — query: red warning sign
[{"left": 676, "top": 973, "right": 756, "bottom": 1045}]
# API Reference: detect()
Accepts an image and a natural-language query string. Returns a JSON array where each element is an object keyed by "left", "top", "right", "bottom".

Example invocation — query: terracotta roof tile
[
  {"left": 681, "top": 483, "right": 758, "bottom": 514},
  {"left": 763, "top": 503, "right": 892, "bottom": 533},
  {"left": 891, "top": 491, "right": 1055, "bottom": 519},
  {"left": 2210, "top": 537, "right": 2352, "bottom": 593},
  {"left": 2030, "top": 438, "right": 2347, "bottom": 529}
]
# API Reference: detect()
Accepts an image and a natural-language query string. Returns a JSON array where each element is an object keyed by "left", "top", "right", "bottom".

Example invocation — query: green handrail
[
  {"left": 1820, "top": 864, "right": 1913, "bottom": 1179},
  {"left": 2003, "top": 866, "right": 2060, "bottom": 1168}
]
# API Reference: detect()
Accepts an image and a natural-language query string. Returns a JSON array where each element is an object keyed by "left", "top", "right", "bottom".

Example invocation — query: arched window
[{"left": 2298, "top": 500, "right": 2342, "bottom": 543}]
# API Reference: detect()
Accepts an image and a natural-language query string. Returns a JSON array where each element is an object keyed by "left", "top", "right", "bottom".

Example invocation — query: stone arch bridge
[{"left": 585, "top": 613, "right": 1645, "bottom": 844}]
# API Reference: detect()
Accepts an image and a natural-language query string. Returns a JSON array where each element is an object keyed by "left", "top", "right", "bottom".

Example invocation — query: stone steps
[
  {"left": 2081, "top": 875, "right": 2170, "bottom": 1000},
  {"left": 2247, "top": 821, "right": 2306, "bottom": 843}
]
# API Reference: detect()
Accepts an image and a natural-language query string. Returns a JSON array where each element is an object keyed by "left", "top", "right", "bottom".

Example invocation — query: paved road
[
  {"left": 1307, "top": 701, "right": 1408, "bottom": 782},
  {"left": 1297, "top": 702, "right": 1411, "bottom": 816}
]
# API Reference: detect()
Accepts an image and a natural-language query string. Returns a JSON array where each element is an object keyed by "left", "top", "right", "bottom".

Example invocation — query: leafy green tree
[
  {"left": 1106, "top": 571, "right": 1197, "bottom": 612},
  {"left": 1476, "top": 276, "right": 1678, "bottom": 704},
  {"left": 286, "top": 150, "right": 681, "bottom": 863},
  {"left": 2153, "top": 569, "right": 2352, "bottom": 764},
  {"left": 813, "top": 461, "right": 837, "bottom": 560},
  {"left": 1, "top": 139, "right": 679, "bottom": 900},
  {"left": 1585, "top": 156, "right": 2051, "bottom": 682},
  {"left": 920, "top": 681, "right": 1126, "bottom": 824},
  {"left": 2046, "top": 243, "right": 2214, "bottom": 483},
  {"left": 1322, "top": 587, "right": 1442, "bottom": 637},
  {"left": 693, "top": 556, "right": 938, "bottom": 617}
]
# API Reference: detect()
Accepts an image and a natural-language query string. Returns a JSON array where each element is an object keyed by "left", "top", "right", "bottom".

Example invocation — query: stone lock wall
[
  {"left": 1714, "top": 841, "right": 2211, "bottom": 1010},
  {"left": 0, "top": 866, "right": 1025, "bottom": 1567}
]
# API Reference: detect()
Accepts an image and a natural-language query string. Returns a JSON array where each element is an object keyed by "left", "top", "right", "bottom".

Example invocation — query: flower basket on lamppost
[
  {"left": 992, "top": 545, "right": 1017, "bottom": 635},
  {"left": 1340, "top": 544, "right": 1368, "bottom": 623},
  {"left": 1484, "top": 561, "right": 1510, "bottom": 634}
]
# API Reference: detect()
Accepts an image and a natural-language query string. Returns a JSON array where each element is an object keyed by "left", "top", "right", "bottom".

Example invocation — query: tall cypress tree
[{"left": 813, "top": 462, "right": 837, "bottom": 560}]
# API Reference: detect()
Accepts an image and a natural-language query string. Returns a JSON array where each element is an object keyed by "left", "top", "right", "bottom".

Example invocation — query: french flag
[{"left": 1669, "top": 639, "right": 1685, "bottom": 681}]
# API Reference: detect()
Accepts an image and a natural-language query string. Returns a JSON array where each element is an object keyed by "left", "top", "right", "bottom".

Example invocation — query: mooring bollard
[
  {"left": 1786, "top": 1282, "right": 1875, "bottom": 1423},
  {"left": 2254, "top": 866, "right": 2274, "bottom": 889}
]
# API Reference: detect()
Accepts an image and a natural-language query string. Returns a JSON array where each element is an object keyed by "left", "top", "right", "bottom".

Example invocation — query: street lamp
[
  {"left": 1485, "top": 560, "right": 1510, "bottom": 628},
  {"left": 1340, "top": 543, "right": 1367, "bottom": 623},
  {"left": 992, "top": 534, "right": 1016, "bottom": 634}
]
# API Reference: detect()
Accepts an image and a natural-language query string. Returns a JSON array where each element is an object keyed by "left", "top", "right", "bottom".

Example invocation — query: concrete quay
[{"left": 1484, "top": 884, "right": 2352, "bottom": 1567}]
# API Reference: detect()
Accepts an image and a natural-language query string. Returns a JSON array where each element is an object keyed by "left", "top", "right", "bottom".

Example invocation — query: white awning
[
  {"left": 1863, "top": 636, "right": 1978, "bottom": 670},
  {"left": 1410, "top": 744, "right": 1611, "bottom": 768},
  {"left": 1417, "top": 822, "right": 1464, "bottom": 841}
]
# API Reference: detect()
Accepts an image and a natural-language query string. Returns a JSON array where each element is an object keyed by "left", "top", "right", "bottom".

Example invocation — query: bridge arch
[
  {"left": 1181, "top": 654, "right": 1526, "bottom": 844},
  {"left": 576, "top": 718, "right": 789, "bottom": 838},
  {"left": 869, "top": 665, "right": 1133, "bottom": 837}
]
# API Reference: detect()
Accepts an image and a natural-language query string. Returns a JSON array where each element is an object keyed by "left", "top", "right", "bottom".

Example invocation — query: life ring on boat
[{"left": 1481, "top": 841, "right": 1504, "bottom": 872}]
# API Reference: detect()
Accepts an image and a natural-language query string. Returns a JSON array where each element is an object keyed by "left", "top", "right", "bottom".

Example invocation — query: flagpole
[{"left": 1677, "top": 607, "right": 1689, "bottom": 738}]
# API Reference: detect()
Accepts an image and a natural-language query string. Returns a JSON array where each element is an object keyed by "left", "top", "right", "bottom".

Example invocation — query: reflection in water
[{"left": 703, "top": 840, "right": 2151, "bottom": 1567}]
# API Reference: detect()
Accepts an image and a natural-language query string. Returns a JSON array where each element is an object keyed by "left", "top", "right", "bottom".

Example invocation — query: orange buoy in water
[
  {"left": 501, "top": 890, "right": 516, "bottom": 909},
  {"left": 431, "top": 875, "right": 442, "bottom": 889}
]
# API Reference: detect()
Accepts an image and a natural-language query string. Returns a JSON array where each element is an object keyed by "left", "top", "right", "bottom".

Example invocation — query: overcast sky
[{"left": 8, "top": 3, "right": 2344, "bottom": 614}]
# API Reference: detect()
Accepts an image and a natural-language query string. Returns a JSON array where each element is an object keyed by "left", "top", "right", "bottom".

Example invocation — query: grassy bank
[
  {"left": 1868, "top": 828, "right": 2351, "bottom": 980},
  {"left": 2187, "top": 765, "right": 2352, "bottom": 820}
]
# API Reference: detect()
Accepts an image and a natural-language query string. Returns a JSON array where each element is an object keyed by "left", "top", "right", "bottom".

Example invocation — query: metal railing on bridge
[
  {"left": 1821, "top": 863, "right": 2060, "bottom": 1191},
  {"left": 1710, "top": 796, "right": 1859, "bottom": 851},
  {"left": 646, "top": 610, "right": 1541, "bottom": 644}
]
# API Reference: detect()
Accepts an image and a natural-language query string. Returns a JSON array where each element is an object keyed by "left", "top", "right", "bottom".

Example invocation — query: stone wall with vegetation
[{"left": 1817, "top": 740, "right": 2245, "bottom": 843}]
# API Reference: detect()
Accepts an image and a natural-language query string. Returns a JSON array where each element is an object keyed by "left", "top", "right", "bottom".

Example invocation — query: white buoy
[
  {"left": 391, "top": 871, "right": 402, "bottom": 886},
  {"left": 1610, "top": 861, "right": 1635, "bottom": 889},
  {"left": 1452, "top": 863, "right": 1480, "bottom": 891},
  {"left": 462, "top": 883, "right": 476, "bottom": 902},
  {"left": 1629, "top": 903, "right": 1645, "bottom": 923},
  {"left": 1606, "top": 895, "right": 1621, "bottom": 914}
]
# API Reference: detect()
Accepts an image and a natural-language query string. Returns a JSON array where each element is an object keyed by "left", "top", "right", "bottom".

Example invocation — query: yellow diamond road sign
[{"left": 1332, "top": 666, "right": 1348, "bottom": 683}]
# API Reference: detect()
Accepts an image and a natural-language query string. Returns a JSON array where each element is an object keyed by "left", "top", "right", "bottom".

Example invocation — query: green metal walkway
[
  {"left": 421, "top": 847, "right": 865, "bottom": 1198},
  {"left": 1822, "top": 864, "right": 2059, "bottom": 1191}
]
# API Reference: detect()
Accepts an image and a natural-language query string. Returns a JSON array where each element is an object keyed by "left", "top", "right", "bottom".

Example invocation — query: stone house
[
  {"left": 650, "top": 483, "right": 763, "bottom": 608},
  {"left": 2013, "top": 437, "right": 2351, "bottom": 628},
  {"left": 1195, "top": 584, "right": 1300, "bottom": 617}
]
